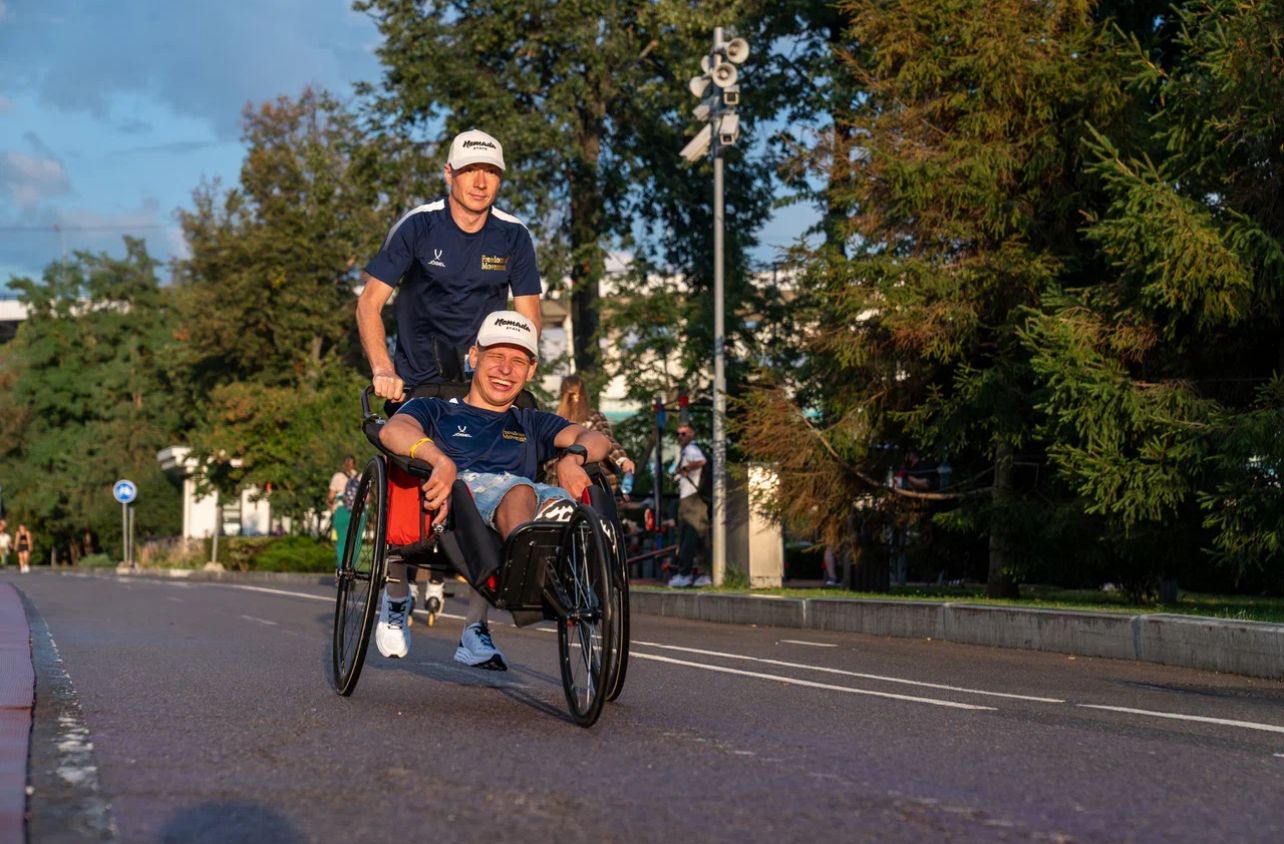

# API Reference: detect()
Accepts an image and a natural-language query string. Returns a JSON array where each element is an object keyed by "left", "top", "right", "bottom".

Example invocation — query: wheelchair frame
[{"left": 328, "top": 387, "right": 630, "bottom": 727}]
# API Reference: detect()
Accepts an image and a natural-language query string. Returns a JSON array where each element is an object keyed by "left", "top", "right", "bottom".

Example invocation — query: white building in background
[
  {"left": 0, "top": 298, "right": 29, "bottom": 344},
  {"left": 156, "top": 446, "right": 274, "bottom": 539}
]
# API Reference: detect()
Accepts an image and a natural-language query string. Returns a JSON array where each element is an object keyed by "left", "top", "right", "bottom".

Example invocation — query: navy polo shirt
[
  {"left": 395, "top": 398, "right": 569, "bottom": 479},
  {"left": 365, "top": 199, "right": 542, "bottom": 386}
]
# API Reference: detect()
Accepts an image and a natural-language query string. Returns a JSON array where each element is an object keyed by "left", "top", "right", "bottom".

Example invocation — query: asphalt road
[{"left": 10, "top": 570, "right": 1284, "bottom": 843}]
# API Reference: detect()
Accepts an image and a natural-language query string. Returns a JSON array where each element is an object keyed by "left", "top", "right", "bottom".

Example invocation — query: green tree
[
  {"left": 174, "top": 88, "right": 382, "bottom": 395},
  {"left": 0, "top": 240, "right": 181, "bottom": 559},
  {"left": 1024, "top": 0, "right": 1284, "bottom": 586},
  {"left": 173, "top": 89, "right": 384, "bottom": 518},
  {"left": 741, "top": 0, "right": 1132, "bottom": 595}
]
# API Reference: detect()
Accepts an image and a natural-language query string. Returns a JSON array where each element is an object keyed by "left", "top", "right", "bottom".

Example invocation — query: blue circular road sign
[{"left": 113, "top": 479, "right": 138, "bottom": 504}]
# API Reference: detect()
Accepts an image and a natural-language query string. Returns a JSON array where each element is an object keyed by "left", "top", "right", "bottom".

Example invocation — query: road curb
[
  {"left": 0, "top": 584, "right": 33, "bottom": 843},
  {"left": 632, "top": 590, "right": 1284, "bottom": 680}
]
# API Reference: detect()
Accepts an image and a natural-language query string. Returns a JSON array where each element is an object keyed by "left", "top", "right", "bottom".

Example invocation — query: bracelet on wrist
[{"left": 408, "top": 436, "right": 433, "bottom": 460}]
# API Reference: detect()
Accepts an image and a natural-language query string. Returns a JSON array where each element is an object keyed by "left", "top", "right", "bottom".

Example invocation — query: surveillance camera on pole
[
  {"left": 717, "top": 113, "right": 740, "bottom": 147},
  {"left": 680, "top": 123, "right": 713, "bottom": 164}
]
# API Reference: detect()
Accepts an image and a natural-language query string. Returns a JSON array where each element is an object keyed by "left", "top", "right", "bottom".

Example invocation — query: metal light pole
[
  {"left": 711, "top": 28, "right": 727, "bottom": 587},
  {"left": 682, "top": 27, "right": 748, "bottom": 587}
]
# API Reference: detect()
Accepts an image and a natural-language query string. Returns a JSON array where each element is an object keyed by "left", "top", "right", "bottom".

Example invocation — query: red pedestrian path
[{"left": 0, "top": 583, "right": 32, "bottom": 841}]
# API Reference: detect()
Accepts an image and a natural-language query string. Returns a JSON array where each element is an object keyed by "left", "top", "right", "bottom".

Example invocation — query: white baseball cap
[
  {"left": 447, "top": 129, "right": 505, "bottom": 171},
  {"left": 476, "top": 310, "right": 537, "bottom": 357}
]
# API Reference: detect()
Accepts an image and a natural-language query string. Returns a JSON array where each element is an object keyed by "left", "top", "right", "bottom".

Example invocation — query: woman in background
[
  {"left": 544, "top": 375, "right": 635, "bottom": 487},
  {"left": 15, "top": 523, "right": 33, "bottom": 573}
]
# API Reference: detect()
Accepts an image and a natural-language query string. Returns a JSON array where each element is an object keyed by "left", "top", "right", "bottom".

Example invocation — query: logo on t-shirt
[
  {"left": 429, "top": 248, "right": 446, "bottom": 268},
  {"left": 453, "top": 425, "right": 472, "bottom": 438},
  {"left": 502, "top": 429, "right": 527, "bottom": 443},
  {"left": 481, "top": 254, "right": 509, "bottom": 272}
]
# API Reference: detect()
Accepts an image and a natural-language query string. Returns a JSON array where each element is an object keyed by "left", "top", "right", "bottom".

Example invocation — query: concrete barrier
[
  {"left": 809, "top": 598, "right": 941, "bottom": 639},
  {"left": 943, "top": 604, "right": 1139, "bottom": 661},
  {"left": 1134, "top": 614, "right": 1284, "bottom": 678},
  {"left": 632, "top": 588, "right": 1284, "bottom": 681}
]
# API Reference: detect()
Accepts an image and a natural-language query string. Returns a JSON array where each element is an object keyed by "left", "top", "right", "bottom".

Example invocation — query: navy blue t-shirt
[
  {"left": 364, "top": 199, "right": 542, "bottom": 386},
  {"left": 396, "top": 397, "right": 570, "bottom": 480}
]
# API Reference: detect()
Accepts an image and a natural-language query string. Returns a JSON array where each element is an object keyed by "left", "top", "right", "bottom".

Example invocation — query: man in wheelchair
[{"left": 376, "top": 310, "right": 611, "bottom": 669}]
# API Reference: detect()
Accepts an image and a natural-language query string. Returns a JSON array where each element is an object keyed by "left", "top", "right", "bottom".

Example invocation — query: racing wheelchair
[{"left": 328, "top": 387, "right": 631, "bottom": 727}]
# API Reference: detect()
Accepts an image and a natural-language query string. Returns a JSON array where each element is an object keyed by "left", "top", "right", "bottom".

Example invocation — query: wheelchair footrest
[{"left": 496, "top": 522, "right": 564, "bottom": 619}]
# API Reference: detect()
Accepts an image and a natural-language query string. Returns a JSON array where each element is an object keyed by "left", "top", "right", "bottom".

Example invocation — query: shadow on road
[
  {"left": 159, "top": 800, "right": 304, "bottom": 843},
  {"left": 313, "top": 608, "right": 576, "bottom": 725}
]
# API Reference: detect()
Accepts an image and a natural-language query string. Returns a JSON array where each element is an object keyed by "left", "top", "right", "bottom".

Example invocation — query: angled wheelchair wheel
[
  {"left": 601, "top": 510, "right": 630, "bottom": 702},
  {"left": 330, "top": 455, "right": 388, "bottom": 696},
  {"left": 554, "top": 507, "right": 617, "bottom": 727},
  {"left": 585, "top": 477, "right": 630, "bottom": 702}
]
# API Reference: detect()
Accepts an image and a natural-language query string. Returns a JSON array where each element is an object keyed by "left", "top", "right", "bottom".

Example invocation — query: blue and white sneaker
[
  {"left": 375, "top": 590, "right": 412, "bottom": 659},
  {"left": 454, "top": 622, "right": 507, "bottom": 671}
]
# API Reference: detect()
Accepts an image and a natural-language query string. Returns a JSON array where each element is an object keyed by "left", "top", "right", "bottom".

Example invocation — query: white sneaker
[
  {"left": 454, "top": 622, "right": 507, "bottom": 670},
  {"left": 425, "top": 580, "right": 445, "bottom": 615},
  {"left": 692, "top": 575, "right": 712, "bottom": 587},
  {"left": 668, "top": 573, "right": 692, "bottom": 588},
  {"left": 375, "top": 590, "right": 412, "bottom": 658}
]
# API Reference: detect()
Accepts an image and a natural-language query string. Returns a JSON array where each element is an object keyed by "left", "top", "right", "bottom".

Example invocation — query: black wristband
[{"left": 560, "top": 443, "right": 589, "bottom": 465}]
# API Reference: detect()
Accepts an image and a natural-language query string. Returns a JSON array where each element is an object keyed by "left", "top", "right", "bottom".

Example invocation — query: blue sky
[{"left": 0, "top": 0, "right": 812, "bottom": 292}]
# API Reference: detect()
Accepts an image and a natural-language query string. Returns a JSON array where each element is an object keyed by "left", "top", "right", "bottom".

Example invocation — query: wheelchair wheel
[
  {"left": 554, "top": 507, "right": 617, "bottom": 727},
  {"left": 330, "top": 455, "right": 388, "bottom": 696},
  {"left": 601, "top": 513, "right": 630, "bottom": 702}
]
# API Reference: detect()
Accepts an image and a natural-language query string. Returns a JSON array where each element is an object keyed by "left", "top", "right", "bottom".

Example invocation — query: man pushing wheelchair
[{"left": 375, "top": 310, "right": 611, "bottom": 668}]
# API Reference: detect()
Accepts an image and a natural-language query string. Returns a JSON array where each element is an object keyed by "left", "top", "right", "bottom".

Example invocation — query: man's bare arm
[
  {"left": 513, "top": 294, "right": 542, "bottom": 336},
  {"left": 379, "top": 413, "right": 457, "bottom": 521},
  {"left": 356, "top": 273, "right": 404, "bottom": 401},
  {"left": 552, "top": 425, "right": 611, "bottom": 461}
]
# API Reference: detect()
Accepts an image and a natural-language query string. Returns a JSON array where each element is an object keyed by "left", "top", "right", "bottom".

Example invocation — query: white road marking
[
  {"left": 1077, "top": 704, "right": 1284, "bottom": 735},
  {"left": 211, "top": 582, "right": 470, "bottom": 621},
  {"left": 632, "top": 652, "right": 996, "bottom": 711},
  {"left": 633, "top": 640, "right": 1065, "bottom": 703},
  {"left": 146, "top": 579, "right": 1284, "bottom": 736},
  {"left": 240, "top": 615, "right": 277, "bottom": 626},
  {"left": 218, "top": 584, "right": 330, "bottom": 602},
  {"left": 781, "top": 639, "right": 837, "bottom": 648}
]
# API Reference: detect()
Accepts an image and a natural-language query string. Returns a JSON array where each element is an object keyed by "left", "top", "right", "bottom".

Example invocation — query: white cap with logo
[
  {"left": 447, "top": 129, "right": 505, "bottom": 171},
  {"left": 476, "top": 310, "right": 538, "bottom": 357}
]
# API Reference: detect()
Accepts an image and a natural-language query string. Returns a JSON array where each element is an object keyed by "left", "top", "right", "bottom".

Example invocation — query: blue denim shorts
[{"left": 459, "top": 471, "right": 572, "bottom": 529}]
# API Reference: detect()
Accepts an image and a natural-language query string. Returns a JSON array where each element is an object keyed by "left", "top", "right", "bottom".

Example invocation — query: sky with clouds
[{"left": 0, "top": 0, "right": 811, "bottom": 293}]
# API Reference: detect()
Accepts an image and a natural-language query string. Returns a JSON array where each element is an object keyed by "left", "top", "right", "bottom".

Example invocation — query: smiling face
[
  {"left": 468, "top": 343, "right": 536, "bottom": 410},
  {"left": 445, "top": 162, "right": 502, "bottom": 216}
]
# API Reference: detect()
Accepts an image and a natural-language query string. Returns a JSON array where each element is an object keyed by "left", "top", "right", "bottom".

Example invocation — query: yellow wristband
[{"left": 408, "top": 436, "right": 433, "bottom": 460}]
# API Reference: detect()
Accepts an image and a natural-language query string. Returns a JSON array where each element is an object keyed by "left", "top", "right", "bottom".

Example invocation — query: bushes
[
  {"left": 202, "top": 535, "right": 333, "bottom": 573},
  {"left": 249, "top": 536, "right": 334, "bottom": 573}
]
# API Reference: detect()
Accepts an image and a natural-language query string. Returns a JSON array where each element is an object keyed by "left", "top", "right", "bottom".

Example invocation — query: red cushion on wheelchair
[{"left": 387, "top": 462, "right": 428, "bottom": 546}]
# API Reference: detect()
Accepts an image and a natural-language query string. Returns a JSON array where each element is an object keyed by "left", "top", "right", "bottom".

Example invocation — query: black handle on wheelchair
[{"left": 361, "top": 385, "right": 434, "bottom": 479}]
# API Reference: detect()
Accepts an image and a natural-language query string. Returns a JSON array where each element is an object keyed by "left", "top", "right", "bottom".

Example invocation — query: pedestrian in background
[
  {"left": 0, "top": 519, "right": 10, "bottom": 569},
  {"left": 329, "top": 455, "right": 358, "bottom": 567},
  {"left": 542, "top": 374, "right": 635, "bottom": 487},
  {"left": 15, "top": 523, "right": 32, "bottom": 573},
  {"left": 669, "top": 422, "right": 709, "bottom": 588}
]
